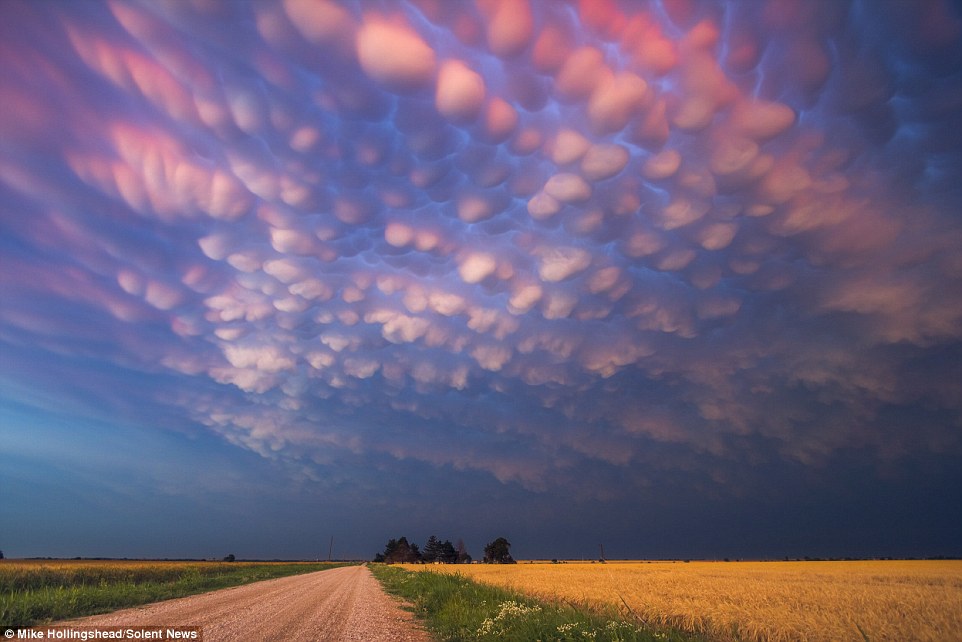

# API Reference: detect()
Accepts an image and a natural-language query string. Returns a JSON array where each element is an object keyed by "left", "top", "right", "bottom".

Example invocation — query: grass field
[
  {"left": 402, "top": 560, "right": 962, "bottom": 642},
  {"left": 0, "top": 559, "right": 352, "bottom": 627},
  {"left": 372, "top": 563, "right": 703, "bottom": 641}
]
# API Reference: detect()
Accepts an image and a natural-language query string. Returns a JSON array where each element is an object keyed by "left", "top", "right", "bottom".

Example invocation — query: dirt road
[{"left": 61, "top": 564, "right": 430, "bottom": 641}]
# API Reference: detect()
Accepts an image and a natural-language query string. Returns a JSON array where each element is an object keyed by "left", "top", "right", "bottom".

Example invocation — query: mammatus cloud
[{"left": 1, "top": 0, "right": 961, "bottom": 501}]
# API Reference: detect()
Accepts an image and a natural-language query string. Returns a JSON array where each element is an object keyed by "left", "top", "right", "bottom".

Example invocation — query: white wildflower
[{"left": 476, "top": 618, "right": 494, "bottom": 636}]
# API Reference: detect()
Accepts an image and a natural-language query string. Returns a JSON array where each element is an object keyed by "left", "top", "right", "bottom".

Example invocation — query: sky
[{"left": 2, "top": 0, "right": 961, "bottom": 562}]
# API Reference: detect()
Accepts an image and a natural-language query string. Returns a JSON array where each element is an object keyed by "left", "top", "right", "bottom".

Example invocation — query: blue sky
[{"left": 2, "top": 0, "right": 961, "bottom": 561}]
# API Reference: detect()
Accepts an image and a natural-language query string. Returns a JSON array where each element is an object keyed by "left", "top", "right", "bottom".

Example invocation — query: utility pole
[
  {"left": 599, "top": 543, "right": 605, "bottom": 562},
  {"left": 328, "top": 535, "right": 334, "bottom": 562}
]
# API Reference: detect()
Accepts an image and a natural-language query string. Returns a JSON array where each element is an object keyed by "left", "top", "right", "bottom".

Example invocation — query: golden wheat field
[{"left": 404, "top": 560, "right": 962, "bottom": 642}]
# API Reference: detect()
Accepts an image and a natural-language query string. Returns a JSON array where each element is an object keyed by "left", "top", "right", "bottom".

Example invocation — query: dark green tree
[
  {"left": 381, "top": 538, "right": 399, "bottom": 561},
  {"left": 382, "top": 536, "right": 422, "bottom": 563},
  {"left": 423, "top": 535, "right": 443, "bottom": 563},
  {"left": 483, "top": 537, "right": 515, "bottom": 564},
  {"left": 223, "top": 553, "right": 235, "bottom": 562},
  {"left": 440, "top": 539, "right": 458, "bottom": 564}
]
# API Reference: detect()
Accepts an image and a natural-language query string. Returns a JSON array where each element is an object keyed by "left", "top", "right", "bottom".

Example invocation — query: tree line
[{"left": 373, "top": 536, "right": 515, "bottom": 564}]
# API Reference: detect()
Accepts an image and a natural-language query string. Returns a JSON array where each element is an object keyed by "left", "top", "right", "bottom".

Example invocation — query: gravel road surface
[{"left": 61, "top": 565, "right": 431, "bottom": 641}]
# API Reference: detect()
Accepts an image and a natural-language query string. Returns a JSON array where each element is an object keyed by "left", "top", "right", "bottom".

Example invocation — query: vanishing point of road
[{"left": 62, "top": 564, "right": 431, "bottom": 641}]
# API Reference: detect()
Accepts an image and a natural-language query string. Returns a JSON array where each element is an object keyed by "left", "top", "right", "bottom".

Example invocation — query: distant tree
[
  {"left": 455, "top": 539, "right": 471, "bottom": 564},
  {"left": 385, "top": 537, "right": 407, "bottom": 563},
  {"left": 483, "top": 537, "right": 515, "bottom": 564},
  {"left": 423, "top": 535, "right": 443, "bottom": 563},
  {"left": 223, "top": 554, "right": 235, "bottom": 562},
  {"left": 380, "top": 536, "right": 474, "bottom": 564},
  {"left": 382, "top": 536, "right": 422, "bottom": 563},
  {"left": 440, "top": 540, "right": 458, "bottom": 564},
  {"left": 382, "top": 538, "right": 399, "bottom": 561}
]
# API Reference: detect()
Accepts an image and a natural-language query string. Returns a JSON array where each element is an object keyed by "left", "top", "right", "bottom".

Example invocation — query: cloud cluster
[{"left": 2, "top": 0, "right": 961, "bottom": 500}]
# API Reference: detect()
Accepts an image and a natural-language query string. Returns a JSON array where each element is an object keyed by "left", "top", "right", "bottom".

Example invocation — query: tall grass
[
  {"left": 0, "top": 560, "right": 352, "bottom": 627},
  {"left": 371, "top": 564, "right": 702, "bottom": 641}
]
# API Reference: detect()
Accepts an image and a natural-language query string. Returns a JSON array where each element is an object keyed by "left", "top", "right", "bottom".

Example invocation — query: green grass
[
  {"left": 0, "top": 561, "right": 353, "bottom": 627},
  {"left": 370, "top": 564, "right": 705, "bottom": 642}
]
